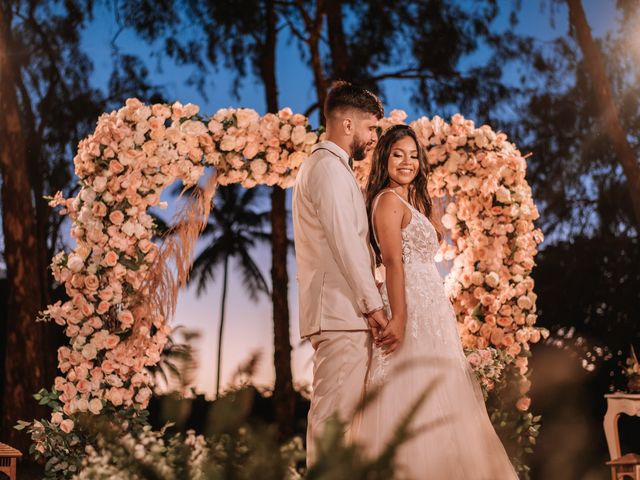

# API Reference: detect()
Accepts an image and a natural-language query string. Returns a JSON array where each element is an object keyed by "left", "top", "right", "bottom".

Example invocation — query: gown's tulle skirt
[{"left": 354, "top": 262, "right": 519, "bottom": 480}]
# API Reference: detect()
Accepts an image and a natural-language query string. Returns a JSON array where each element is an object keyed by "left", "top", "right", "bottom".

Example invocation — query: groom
[{"left": 292, "top": 81, "right": 388, "bottom": 466}]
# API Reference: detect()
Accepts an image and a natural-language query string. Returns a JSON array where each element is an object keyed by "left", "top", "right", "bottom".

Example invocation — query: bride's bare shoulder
[{"left": 373, "top": 190, "right": 410, "bottom": 227}]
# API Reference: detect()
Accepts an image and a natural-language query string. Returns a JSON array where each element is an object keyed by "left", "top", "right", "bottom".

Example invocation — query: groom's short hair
[{"left": 324, "top": 81, "right": 384, "bottom": 120}]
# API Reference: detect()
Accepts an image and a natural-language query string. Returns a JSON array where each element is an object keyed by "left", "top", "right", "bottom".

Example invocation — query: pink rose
[
  {"left": 89, "top": 398, "right": 103, "bottom": 414},
  {"left": 51, "top": 412, "right": 63, "bottom": 425},
  {"left": 516, "top": 396, "right": 531, "bottom": 412},
  {"left": 60, "top": 419, "right": 74, "bottom": 433},
  {"left": 529, "top": 329, "right": 541, "bottom": 343},
  {"left": 101, "top": 359, "right": 115, "bottom": 374},
  {"left": 108, "top": 387, "right": 124, "bottom": 406},
  {"left": 76, "top": 378, "right": 92, "bottom": 394},
  {"left": 135, "top": 387, "right": 152, "bottom": 404},
  {"left": 467, "top": 352, "right": 481, "bottom": 367}
]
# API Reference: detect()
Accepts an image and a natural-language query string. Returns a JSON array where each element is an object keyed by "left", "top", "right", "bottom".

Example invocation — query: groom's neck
[{"left": 325, "top": 131, "right": 351, "bottom": 158}]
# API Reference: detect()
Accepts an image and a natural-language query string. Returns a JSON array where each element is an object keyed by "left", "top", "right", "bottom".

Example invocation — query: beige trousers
[{"left": 306, "top": 330, "right": 371, "bottom": 467}]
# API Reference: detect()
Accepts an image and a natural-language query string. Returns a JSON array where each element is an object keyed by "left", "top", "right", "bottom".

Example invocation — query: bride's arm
[{"left": 373, "top": 193, "right": 410, "bottom": 353}]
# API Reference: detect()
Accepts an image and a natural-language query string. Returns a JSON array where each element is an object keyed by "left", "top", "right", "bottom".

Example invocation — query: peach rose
[
  {"left": 99, "top": 287, "right": 114, "bottom": 302},
  {"left": 84, "top": 275, "right": 99, "bottom": 292},
  {"left": 96, "top": 301, "right": 110, "bottom": 314},
  {"left": 102, "top": 250, "right": 119, "bottom": 267},
  {"left": 516, "top": 396, "right": 531, "bottom": 412},
  {"left": 60, "top": 419, "right": 74, "bottom": 433},
  {"left": 490, "top": 328, "right": 504, "bottom": 346},
  {"left": 291, "top": 125, "right": 306, "bottom": 144},
  {"left": 51, "top": 412, "right": 63, "bottom": 425},
  {"left": 109, "top": 210, "right": 125, "bottom": 225},
  {"left": 118, "top": 309, "right": 134, "bottom": 327},
  {"left": 89, "top": 398, "right": 103, "bottom": 414},
  {"left": 507, "top": 343, "right": 522, "bottom": 356}
]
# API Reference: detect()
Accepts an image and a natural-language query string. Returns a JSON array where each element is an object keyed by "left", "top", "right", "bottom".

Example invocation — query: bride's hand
[{"left": 376, "top": 316, "right": 406, "bottom": 353}]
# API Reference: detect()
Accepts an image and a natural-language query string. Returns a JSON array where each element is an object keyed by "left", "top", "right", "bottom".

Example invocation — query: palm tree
[{"left": 189, "top": 184, "right": 271, "bottom": 398}]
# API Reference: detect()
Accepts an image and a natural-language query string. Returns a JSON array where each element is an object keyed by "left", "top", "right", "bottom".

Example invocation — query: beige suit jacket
[{"left": 293, "top": 141, "right": 383, "bottom": 338}]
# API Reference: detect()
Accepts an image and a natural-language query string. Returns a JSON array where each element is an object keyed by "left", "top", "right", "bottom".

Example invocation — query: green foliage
[
  {"left": 20, "top": 375, "right": 441, "bottom": 479},
  {"left": 486, "top": 365, "right": 541, "bottom": 480}
]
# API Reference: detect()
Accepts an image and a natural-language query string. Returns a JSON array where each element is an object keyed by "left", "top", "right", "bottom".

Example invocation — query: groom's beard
[{"left": 350, "top": 133, "right": 373, "bottom": 161}]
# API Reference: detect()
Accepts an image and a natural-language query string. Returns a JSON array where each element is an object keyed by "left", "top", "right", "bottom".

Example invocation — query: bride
[{"left": 356, "top": 124, "right": 518, "bottom": 479}]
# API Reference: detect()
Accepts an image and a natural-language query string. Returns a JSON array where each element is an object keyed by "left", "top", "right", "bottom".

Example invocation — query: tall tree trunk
[
  {"left": 296, "top": 0, "right": 328, "bottom": 125},
  {"left": 567, "top": 0, "right": 640, "bottom": 229},
  {"left": 325, "top": 0, "right": 349, "bottom": 81},
  {"left": 0, "top": 5, "right": 47, "bottom": 451},
  {"left": 262, "top": 0, "right": 296, "bottom": 439},
  {"left": 216, "top": 255, "right": 229, "bottom": 398}
]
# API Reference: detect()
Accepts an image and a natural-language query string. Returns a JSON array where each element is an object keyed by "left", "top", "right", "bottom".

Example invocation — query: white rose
[
  {"left": 304, "top": 132, "right": 318, "bottom": 145},
  {"left": 250, "top": 159, "right": 268, "bottom": 177},
  {"left": 517, "top": 295, "right": 533, "bottom": 310},
  {"left": 67, "top": 254, "right": 84, "bottom": 273},
  {"left": 134, "top": 223, "right": 146, "bottom": 238},
  {"left": 485, "top": 271, "right": 500, "bottom": 288},
  {"left": 80, "top": 188, "right": 96, "bottom": 205},
  {"left": 279, "top": 124, "right": 292, "bottom": 142},
  {"left": 441, "top": 213, "right": 457, "bottom": 230},
  {"left": 291, "top": 125, "right": 306, "bottom": 145},
  {"left": 76, "top": 397, "right": 89, "bottom": 412},
  {"left": 180, "top": 120, "right": 207, "bottom": 136},
  {"left": 235, "top": 109, "right": 259, "bottom": 129},
  {"left": 288, "top": 151, "right": 307, "bottom": 168},
  {"left": 93, "top": 176, "right": 107, "bottom": 193},
  {"left": 220, "top": 135, "right": 237, "bottom": 152},
  {"left": 121, "top": 221, "right": 136, "bottom": 237},
  {"left": 135, "top": 387, "right": 152, "bottom": 404},
  {"left": 495, "top": 186, "right": 512, "bottom": 204},
  {"left": 88, "top": 398, "right": 103, "bottom": 414}
]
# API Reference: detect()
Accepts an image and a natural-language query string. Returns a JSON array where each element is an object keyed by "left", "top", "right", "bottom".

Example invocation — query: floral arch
[{"left": 40, "top": 98, "right": 545, "bottom": 463}]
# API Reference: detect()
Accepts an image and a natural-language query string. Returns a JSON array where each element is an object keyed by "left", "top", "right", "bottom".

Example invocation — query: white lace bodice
[
  {"left": 369, "top": 189, "right": 455, "bottom": 385},
  {"left": 371, "top": 189, "right": 440, "bottom": 266}
]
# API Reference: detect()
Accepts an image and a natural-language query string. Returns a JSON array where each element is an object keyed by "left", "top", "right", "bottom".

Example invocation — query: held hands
[
  {"left": 375, "top": 316, "right": 406, "bottom": 354},
  {"left": 367, "top": 309, "right": 388, "bottom": 341}
]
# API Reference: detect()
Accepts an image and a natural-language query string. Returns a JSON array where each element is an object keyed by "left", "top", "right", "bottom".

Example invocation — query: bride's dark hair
[{"left": 365, "top": 124, "right": 444, "bottom": 264}]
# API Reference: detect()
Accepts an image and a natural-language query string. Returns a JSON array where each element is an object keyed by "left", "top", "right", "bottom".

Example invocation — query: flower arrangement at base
[{"left": 465, "top": 347, "right": 513, "bottom": 400}]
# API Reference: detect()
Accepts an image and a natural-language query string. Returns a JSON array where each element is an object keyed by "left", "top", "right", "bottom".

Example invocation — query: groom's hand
[
  {"left": 377, "top": 317, "right": 406, "bottom": 353},
  {"left": 367, "top": 308, "right": 388, "bottom": 340}
]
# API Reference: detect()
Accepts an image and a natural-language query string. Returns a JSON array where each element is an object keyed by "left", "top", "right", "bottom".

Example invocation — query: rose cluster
[{"left": 207, "top": 107, "right": 317, "bottom": 188}]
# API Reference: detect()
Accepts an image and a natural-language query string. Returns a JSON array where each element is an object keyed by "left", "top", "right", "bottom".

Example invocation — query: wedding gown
[{"left": 356, "top": 189, "right": 518, "bottom": 479}]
